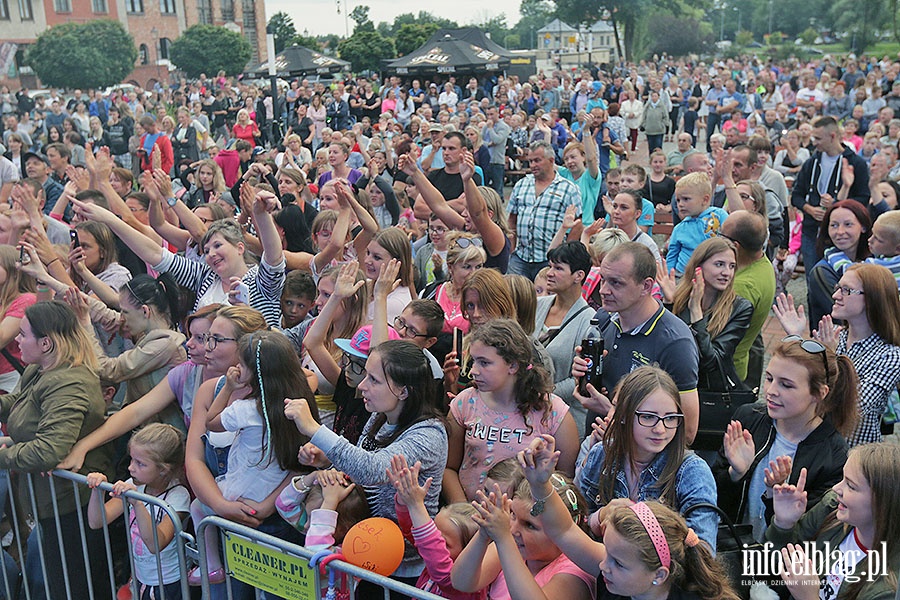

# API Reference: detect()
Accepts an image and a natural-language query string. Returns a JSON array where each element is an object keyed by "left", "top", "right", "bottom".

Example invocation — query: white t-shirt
[
  {"left": 216, "top": 398, "right": 289, "bottom": 503},
  {"left": 128, "top": 480, "right": 190, "bottom": 586},
  {"left": 820, "top": 529, "right": 867, "bottom": 600},
  {"left": 817, "top": 152, "right": 841, "bottom": 198}
]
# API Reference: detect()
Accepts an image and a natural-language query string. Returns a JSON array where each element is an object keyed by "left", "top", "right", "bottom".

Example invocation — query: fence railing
[{"left": 0, "top": 470, "right": 446, "bottom": 600}]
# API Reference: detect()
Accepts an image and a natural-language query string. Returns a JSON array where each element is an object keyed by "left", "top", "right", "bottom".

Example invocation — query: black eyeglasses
[
  {"left": 718, "top": 232, "right": 739, "bottom": 245},
  {"left": 634, "top": 411, "right": 684, "bottom": 430},
  {"left": 339, "top": 352, "right": 366, "bottom": 375},
  {"left": 394, "top": 316, "right": 429, "bottom": 339},
  {"left": 782, "top": 335, "right": 830, "bottom": 380},
  {"left": 833, "top": 284, "right": 864, "bottom": 297},
  {"left": 203, "top": 334, "right": 237, "bottom": 350}
]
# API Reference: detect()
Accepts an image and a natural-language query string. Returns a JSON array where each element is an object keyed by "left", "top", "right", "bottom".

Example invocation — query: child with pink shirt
[
  {"left": 443, "top": 319, "right": 580, "bottom": 503},
  {"left": 387, "top": 455, "right": 485, "bottom": 600}
]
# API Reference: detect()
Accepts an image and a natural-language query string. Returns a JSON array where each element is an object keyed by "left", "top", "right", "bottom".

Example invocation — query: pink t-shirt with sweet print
[{"left": 450, "top": 387, "right": 569, "bottom": 500}]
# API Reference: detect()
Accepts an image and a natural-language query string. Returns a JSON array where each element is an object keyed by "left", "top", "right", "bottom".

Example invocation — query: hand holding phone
[{"left": 70, "top": 230, "right": 80, "bottom": 248}]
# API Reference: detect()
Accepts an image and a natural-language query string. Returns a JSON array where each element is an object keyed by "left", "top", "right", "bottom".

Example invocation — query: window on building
[
  {"left": 221, "top": 0, "right": 233, "bottom": 21},
  {"left": 92, "top": 0, "right": 107, "bottom": 11},
  {"left": 242, "top": 0, "right": 257, "bottom": 61},
  {"left": 139, "top": 44, "right": 149, "bottom": 64},
  {"left": 17, "top": 0, "right": 32, "bottom": 19},
  {"left": 0, "top": 0, "right": 10, "bottom": 18},
  {"left": 197, "top": 0, "right": 211, "bottom": 23},
  {"left": 159, "top": 37, "right": 171, "bottom": 60},
  {"left": 126, "top": 0, "right": 142, "bottom": 12},
  {"left": 53, "top": 0, "right": 69, "bottom": 11},
  {"left": 160, "top": 0, "right": 175, "bottom": 13}
]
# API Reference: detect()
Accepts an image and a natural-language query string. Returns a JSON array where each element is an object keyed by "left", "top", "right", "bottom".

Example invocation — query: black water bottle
[{"left": 578, "top": 319, "right": 604, "bottom": 396}]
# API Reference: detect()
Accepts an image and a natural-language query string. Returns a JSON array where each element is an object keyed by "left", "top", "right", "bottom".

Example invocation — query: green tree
[
  {"left": 338, "top": 30, "right": 395, "bottom": 72},
  {"left": 268, "top": 12, "right": 297, "bottom": 53},
  {"left": 391, "top": 12, "right": 459, "bottom": 36},
  {"left": 26, "top": 20, "right": 137, "bottom": 89},
  {"left": 511, "top": 0, "right": 556, "bottom": 49},
  {"left": 291, "top": 34, "right": 321, "bottom": 50},
  {"left": 471, "top": 14, "right": 509, "bottom": 44},
  {"left": 350, "top": 5, "right": 374, "bottom": 32},
  {"left": 555, "top": 0, "right": 712, "bottom": 60},
  {"left": 646, "top": 13, "right": 713, "bottom": 56},
  {"left": 830, "top": 0, "right": 890, "bottom": 52},
  {"left": 169, "top": 25, "right": 252, "bottom": 78},
  {"left": 395, "top": 23, "right": 440, "bottom": 55},
  {"left": 735, "top": 29, "right": 755, "bottom": 46}
]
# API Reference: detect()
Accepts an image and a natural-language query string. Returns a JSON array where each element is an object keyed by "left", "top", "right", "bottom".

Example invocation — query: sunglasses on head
[{"left": 782, "top": 335, "right": 830, "bottom": 381}]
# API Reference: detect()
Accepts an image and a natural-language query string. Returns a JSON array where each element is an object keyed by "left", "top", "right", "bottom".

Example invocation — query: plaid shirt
[
  {"left": 836, "top": 329, "right": 900, "bottom": 446},
  {"left": 508, "top": 172, "right": 582, "bottom": 263}
]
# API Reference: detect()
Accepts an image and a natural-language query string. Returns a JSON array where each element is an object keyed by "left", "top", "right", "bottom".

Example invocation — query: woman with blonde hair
[
  {"left": 276, "top": 133, "right": 312, "bottom": 172},
  {"left": 421, "top": 232, "right": 486, "bottom": 334},
  {"left": 0, "top": 301, "right": 112, "bottom": 599},
  {"left": 232, "top": 108, "right": 260, "bottom": 146},
  {"left": 658, "top": 237, "right": 753, "bottom": 408},
  {"left": 183, "top": 158, "right": 227, "bottom": 208}
]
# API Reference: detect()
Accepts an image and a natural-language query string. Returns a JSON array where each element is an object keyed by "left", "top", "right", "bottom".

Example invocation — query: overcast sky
[{"left": 264, "top": 0, "right": 521, "bottom": 37}]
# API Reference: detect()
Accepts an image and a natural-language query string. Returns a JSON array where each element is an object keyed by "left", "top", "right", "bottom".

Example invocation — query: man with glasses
[
  {"left": 426, "top": 131, "right": 482, "bottom": 202},
  {"left": 722, "top": 210, "right": 775, "bottom": 391},
  {"left": 572, "top": 242, "right": 699, "bottom": 441}
]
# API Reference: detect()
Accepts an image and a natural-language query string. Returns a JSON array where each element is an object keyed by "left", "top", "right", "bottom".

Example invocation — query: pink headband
[{"left": 629, "top": 502, "right": 670, "bottom": 569}]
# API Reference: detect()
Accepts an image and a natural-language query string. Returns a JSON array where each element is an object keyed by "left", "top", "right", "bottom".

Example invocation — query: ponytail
[
  {"left": 123, "top": 273, "right": 187, "bottom": 329},
  {"left": 820, "top": 354, "right": 858, "bottom": 438},
  {"left": 679, "top": 537, "right": 741, "bottom": 600},
  {"left": 772, "top": 340, "right": 858, "bottom": 438}
]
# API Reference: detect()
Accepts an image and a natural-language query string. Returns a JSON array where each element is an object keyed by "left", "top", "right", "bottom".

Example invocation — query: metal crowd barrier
[
  {"left": 0, "top": 469, "right": 192, "bottom": 600},
  {"left": 196, "top": 515, "right": 447, "bottom": 600},
  {"left": 0, "top": 469, "right": 449, "bottom": 600}
]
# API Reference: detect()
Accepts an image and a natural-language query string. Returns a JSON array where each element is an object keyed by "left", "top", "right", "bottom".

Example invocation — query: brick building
[{"left": 0, "top": 0, "right": 266, "bottom": 89}]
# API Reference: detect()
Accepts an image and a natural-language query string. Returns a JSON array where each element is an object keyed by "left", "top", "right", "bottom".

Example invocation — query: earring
[{"left": 652, "top": 581, "right": 659, "bottom": 586}]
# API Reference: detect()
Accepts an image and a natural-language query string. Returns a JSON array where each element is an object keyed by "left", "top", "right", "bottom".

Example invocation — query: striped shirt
[{"left": 154, "top": 249, "right": 285, "bottom": 327}]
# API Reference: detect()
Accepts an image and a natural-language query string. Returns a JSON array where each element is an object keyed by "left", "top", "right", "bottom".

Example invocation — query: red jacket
[{"left": 139, "top": 133, "right": 174, "bottom": 175}]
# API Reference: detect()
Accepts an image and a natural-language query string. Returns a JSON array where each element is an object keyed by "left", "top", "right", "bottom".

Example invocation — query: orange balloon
[{"left": 341, "top": 517, "right": 405, "bottom": 576}]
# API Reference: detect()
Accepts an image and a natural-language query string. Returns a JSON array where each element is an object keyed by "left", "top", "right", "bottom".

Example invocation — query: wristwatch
[{"left": 166, "top": 197, "right": 177, "bottom": 208}]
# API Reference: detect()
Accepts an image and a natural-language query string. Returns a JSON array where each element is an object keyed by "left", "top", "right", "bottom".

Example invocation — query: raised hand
[
  {"left": 333, "top": 260, "right": 365, "bottom": 297},
  {"left": 655, "top": 257, "right": 677, "bottom": 303},
  {"left": 688, "top": 266, "right": 705, "bottom": 317},
  {"left": 62, "top": 287, "right": 91, "bottom": 324},
  {"left": 772, "top": 467, "right": 808, "bottom": 529},
  {"left": 320, "top": 474, "right": 356, "bottom": 511},
  {"left": 386, "top": 455, "right": 431, "bottom": 508},
  {"left": 723, "top": 420, "right": 756, "bottom": 480},
  {"left": 763, "top": 455, "right": 792, "bottom": 489},
  {"left": 813, "top": 315, "right": 840, "bottom": 351},
  {"left": 373, "top": 258, "right": 401, "bottom": 299},
  {"left": 459, "top": 150, "right": 475, "bottom": 182},
  {"left": 397, "top": 153, "right": 419, "bottom": 177},
  {"left": 517, "top": 434, "right": 559, "bottom": 488},
  {"left": 283, "top": 398, "right": 321, "bottom": 437},
  {"left": 471, "top": 484, "right": 512, "bottom": 543},
  {"left": 561, "top": 204, "right": 579, "bottom": 231},
  {"left": 772, "top": 293, "right": 807, "bottom": 337},
  {"left": 778, "top": 543, "right": 820, "bottom": 600}
]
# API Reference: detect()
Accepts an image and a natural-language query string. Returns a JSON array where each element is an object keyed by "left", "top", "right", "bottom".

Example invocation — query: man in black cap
[{"left": 23, "top": 152, "right": 64, "bottom": 217}]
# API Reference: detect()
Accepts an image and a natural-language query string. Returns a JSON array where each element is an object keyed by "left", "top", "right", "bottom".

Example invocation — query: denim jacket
[{"left": 574, "top": 437, "right": 719, "bottom": 550}]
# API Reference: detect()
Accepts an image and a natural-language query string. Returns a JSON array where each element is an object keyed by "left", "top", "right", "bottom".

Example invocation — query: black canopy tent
[
  {"left": 385, "top": 28, "right": 514, "bottom": 75},
  {"left": 245, "top": 45, "right": 349, "bottom": 78}
]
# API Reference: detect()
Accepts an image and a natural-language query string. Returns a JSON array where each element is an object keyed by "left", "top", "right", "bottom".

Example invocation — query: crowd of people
[{"left": 0, "top": 51, "right": 898, "bottom": 600}]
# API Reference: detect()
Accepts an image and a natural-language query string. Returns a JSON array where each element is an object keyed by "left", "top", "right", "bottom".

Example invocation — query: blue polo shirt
[{"left": 598, "top": 302, "right": 699, "bottom": 394}]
